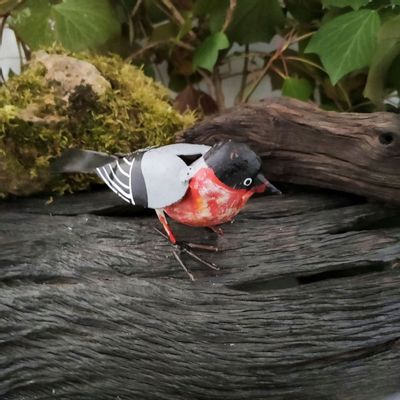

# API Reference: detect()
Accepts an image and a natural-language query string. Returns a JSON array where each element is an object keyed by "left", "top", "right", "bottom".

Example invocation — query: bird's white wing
[
  {"left": 141, "top": 144, "right": 211, "bottom": 208},
  {"left": 96, "top": 143, "right": 211, "bottom": 208}
]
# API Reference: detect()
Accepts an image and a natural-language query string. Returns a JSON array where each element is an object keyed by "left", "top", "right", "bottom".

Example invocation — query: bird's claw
[
  {"left": 208, "top": 226, "right": 224, "bottom": 236},
  {"left": 154, "top": 227, "right": 219, "bottom": 279},
  {"left": 177, "top": 240, "right": 219, "bottom": 252},
  {"left": 171, "top": 249, "right": 195, "bottom": 281},
  {"left": 175, "top": 242, "right": 219, "bottom": 270}
]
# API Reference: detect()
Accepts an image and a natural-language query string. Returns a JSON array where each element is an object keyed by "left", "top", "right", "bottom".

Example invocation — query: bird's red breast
[{"left": 164, "top": 167, "right": 265, "bottom": 227}]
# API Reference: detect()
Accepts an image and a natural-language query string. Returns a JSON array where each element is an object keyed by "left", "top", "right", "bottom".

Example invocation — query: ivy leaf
[
  {"left": 227, "top": 0, "right": 284, "bottom": 45},
  {"left": 306, "top": 10, "right": 380, "bottom": 85},
  {"left": 193, "top": 32, "right": 229, "bottom": 72},
  {"left": 282, "top": 77, "right": 313, "bottom": 101},
  {"left": 9, "top": 0, "right": 120, "bottom": 51},
  {"left": 364, "top": 15, "right": 400, "bottom": 105},
  {"left": 321, "top": 0, "right": 370, "bottom": 10}
]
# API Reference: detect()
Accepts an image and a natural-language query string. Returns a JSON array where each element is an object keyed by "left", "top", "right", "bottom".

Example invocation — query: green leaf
[
  {"left": 306, "top": 10, "right": 380, "bottom": 85},
  {"left": 9, "top": 0, "right": 120, "bottom": 51},
  {"left": 364, "top": 15, "right": 400, "bottom": 105},
  {"left": 193, "top": 32, "right": 229, "bottom": 72},
  {"left": 282, "top": 77, "right": 314, "bottom": 100},
  {"left": 321, "top": 0, "right": 370, "bottom": 10},
  {"left": 227, "top": 0, "right": 285, "bottom": 44}
]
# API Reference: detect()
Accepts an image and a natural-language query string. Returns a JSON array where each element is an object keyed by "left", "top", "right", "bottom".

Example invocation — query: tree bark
[
  {"left": 1, "top": 188, "right": 400, "bottom": 400},
  {"left": 178, "top": 97, "right": 400, "bottom": 204}
]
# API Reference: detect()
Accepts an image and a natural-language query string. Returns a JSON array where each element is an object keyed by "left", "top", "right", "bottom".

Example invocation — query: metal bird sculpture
[{"left": 53, "top": 141, "right": 280, "bottom": 279}]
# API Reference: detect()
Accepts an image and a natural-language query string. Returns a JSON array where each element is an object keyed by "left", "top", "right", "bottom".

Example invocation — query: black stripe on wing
[
  {"left": 96, "top": 158, "right": 133, "bottom": 204},
  {"left": 129, "top": 150, "right": 148, "bottom": 207}
]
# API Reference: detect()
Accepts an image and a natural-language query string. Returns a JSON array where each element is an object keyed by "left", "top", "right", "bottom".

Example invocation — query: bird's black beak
[{"left": 255, "top": 173, "right": 282, "bottom": 195}]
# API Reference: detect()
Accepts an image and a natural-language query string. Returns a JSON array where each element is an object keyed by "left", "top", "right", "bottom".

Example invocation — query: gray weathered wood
[
  {"left": 179, "top": 97, "right": 400, "bottom": 205},
  {"left": 1, "top": 188, "right": 399, "bottom": 400}
]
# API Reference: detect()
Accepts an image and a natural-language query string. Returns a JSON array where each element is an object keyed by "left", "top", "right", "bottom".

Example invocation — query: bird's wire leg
[
  {"left": 153, "top": 226, "right": 169, "bottom": 241},
  {"left": 153, "top": 226, "right": 195, "bottom": 280},
  {"left": 172, "top": 249, "right": 195, "bottom": 281},
  {"left": 155, "top": 210, "right": 218, "bottom": 251},
  {"left": 184, "top": 242, "right": 219, "bottom": 252},
  {"left": 155, "top": 209, "right": 177, "bottom": 244},
  {"left": 179, "top": 246, "right": 219, "bottom": 270},
  {"left": 208, "top": 226, "right": 224, "bottom": 236},
  {"left": 153, "top": 210, "right": 220, "bottom": 278},
  {"left": 153, "top": 227, "right": 219, "bottom": 272},
  {"left": 153, "top": 226, "right": 217, "bottom": 253}
]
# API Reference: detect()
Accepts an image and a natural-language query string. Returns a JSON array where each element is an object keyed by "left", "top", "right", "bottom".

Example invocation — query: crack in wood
[{"left": 229, "top": 262, "right": 390, "bottom": 292}]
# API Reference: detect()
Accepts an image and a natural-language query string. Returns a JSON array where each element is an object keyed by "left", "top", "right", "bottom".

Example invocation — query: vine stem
[
  {"left": 198, "top": 70, "right": 217, "bottom": 104},
  {"left": 159, "top": 0, "right": 186, "bottom": 25},
  {"left": 337, "top": 82, "right": 352, "bottom": 110},
  {"left": 158, "top": 0, "right": 196, "bottom": 41},
  {"left": 222, "top": 0, "right": 237, "bottom": 33},
  {"left": 237, "top": 44, "right": 250, "bottom": 104},
  {"left": 242, "top": 34, "right": 292, "bottom": 102},
  {"left": 242, "top": 29, "right": 315, "bottom": 102},
  {"left": 126, "top": 0, "right": 143, "bottom": 44},
  {"left": 126, "top": 39, "right": 194, "bottom": 62},
  {"left": 284, "top": 56, "right": 325, "bottom": 72},
  {"left": 271, "top": 65, "right": 287, "bottom": 80},
  {"left": 290, "top": 31, "right": 315, "bottom": 44},
  {"left": 212, "top": 69, "right": 226, "bottom": 110},
  {"left": 285, "top": 55, "right": 352, "bottom": 110}
]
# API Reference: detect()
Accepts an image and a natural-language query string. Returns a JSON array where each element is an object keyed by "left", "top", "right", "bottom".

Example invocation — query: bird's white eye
[{"left": 243, "top": 177, "right": 252, "bottom": 187}]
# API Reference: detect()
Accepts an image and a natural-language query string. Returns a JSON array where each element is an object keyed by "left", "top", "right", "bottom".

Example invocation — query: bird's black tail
[{"left": 51, "top": 149, "right": 117, "bottom": 173}]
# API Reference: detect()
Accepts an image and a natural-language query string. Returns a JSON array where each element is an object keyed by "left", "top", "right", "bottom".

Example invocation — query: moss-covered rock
[{"left": 0, "top": 48, "right": 195, "bottom": 197}]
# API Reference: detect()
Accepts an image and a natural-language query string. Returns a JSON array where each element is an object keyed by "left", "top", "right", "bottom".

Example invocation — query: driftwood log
[
  {"left": 1, "top": 98, "right": 400, "bottom": 400},
  {"left": 179, "top": 97, "right": 400, "bottom": 205}
]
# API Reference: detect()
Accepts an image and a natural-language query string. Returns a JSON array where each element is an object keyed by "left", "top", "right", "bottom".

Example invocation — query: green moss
[{"left": 0, "top": 47, "right": 196, "bottom": 196}]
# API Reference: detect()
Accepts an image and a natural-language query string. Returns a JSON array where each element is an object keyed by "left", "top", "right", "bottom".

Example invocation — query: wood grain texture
[
  {"left": 1, "top": 188, "right": 400, "bottom": 400},
  {"left": 178, "top": 97, "right": 400, "bottom": 205}
]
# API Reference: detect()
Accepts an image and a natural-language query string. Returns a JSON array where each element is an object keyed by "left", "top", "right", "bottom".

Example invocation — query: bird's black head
[{"left": 204, "top": 141, "right": 266, "bottom": 190}]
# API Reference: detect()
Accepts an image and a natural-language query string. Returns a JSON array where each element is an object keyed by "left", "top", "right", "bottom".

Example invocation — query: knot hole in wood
[{"left": 379, "top": 132, "right": 396, "bottom": 146}]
